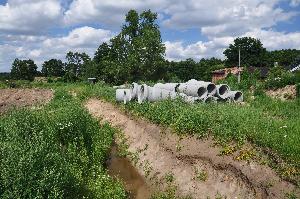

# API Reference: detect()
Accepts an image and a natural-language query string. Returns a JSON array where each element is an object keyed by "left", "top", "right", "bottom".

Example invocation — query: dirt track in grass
[{"left": 85, "top": 99, "right": 297, "bottom": 199}]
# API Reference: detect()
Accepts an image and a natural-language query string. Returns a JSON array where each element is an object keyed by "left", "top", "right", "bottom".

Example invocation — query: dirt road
[{"left": 85, "top": 99, "right": 296, "bottom": 199}]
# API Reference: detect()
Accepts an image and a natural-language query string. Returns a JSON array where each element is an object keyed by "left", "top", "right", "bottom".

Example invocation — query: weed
[
  {"left": 165, "top": 172, "right": 175, "bottom": 183},
  {"left": 194, "top": 169, "right": 208, "bottom": 181}
]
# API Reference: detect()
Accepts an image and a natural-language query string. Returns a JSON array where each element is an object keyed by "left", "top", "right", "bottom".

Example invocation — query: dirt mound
[
  {"left": 85, "top": 99, "right": 298, "bottom": 199},
  {"left": 0, "top": 88, "right": 53, "bottom": 113},
  {"left": 266, "top": 85, "right": 296, "bottom": 100}
]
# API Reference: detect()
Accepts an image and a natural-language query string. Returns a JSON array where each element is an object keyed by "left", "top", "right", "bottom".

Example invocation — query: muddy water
[{"left": 107, "top": 144, "right": 151, "bottom": 199}]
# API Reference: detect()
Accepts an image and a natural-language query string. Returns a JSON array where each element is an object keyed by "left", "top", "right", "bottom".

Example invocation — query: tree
[
  {"left": 223, "top": 37, "right": 267, "bottom": 67},
  {"left": 65, "top": 52, "right": 91, "bottom": 78},
  {"left": 41, "top": 59, "right": 64, "bottom": 77},
  {"left": 10, "top": 59, "right": 38, "bottom": 81},
  {"left": 94, "top": 9, "right": 165, "bottom": 84},
  {"left": 266, "top": 49, "right": 300, "bottom": 67}
]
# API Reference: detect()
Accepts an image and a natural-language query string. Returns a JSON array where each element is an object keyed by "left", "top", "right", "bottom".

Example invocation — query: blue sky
[{"left": 0, "top": 0, "right": 300, "bottom": 72}]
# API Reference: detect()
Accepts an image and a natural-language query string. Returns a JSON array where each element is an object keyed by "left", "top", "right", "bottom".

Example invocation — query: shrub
[{"left": 265, "top": 67, "right": 296, "bottom": 89}]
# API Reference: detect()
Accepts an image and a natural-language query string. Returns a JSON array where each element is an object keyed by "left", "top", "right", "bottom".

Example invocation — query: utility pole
[{"left": 238, "top": 47, "right": 241, "bottom": 83}]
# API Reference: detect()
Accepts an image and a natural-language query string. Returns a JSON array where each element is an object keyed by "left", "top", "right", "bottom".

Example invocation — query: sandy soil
[
  {"left": 266, "top": 85, "right": 296, "bottom": 100},
  {"left": 0, "top": 88, "right": 53, "bottom": 113},
  {"left": 85, "top": 99, "right": 297, "bottom": 199}
]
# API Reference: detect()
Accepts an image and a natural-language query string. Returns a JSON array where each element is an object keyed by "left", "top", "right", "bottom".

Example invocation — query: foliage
[
  {"left": 10, "top": 58, "right": 38, "bottom": 81},
  {"left": 223, "top": 37, "right": 267, "bottom": 67},
  {"left": 297, "top": 83, "right": 300, "bottom": 98},
  {"left": 265, "top": 67, "right": 297, "bottom": 89},
  {"left": 0, "top": 89, "right": 126, "bottom": 199},
  {"left": 93, "top": 10, "right": 165, "bottom": 84},
  {"left": 42, "top": 59, "right": 65, "bottom": 77},
  {"left": 166, "top": 58, "right": 224, "bottom": 82},
  {"left": 266, "top": 49, "right": 300, "bottom": 68},
  {"left": 218, "top": 68, "right": 260, "bottom": 91},
  {"left": 65, "top": 51, "right": 91, "bottom": 78}
]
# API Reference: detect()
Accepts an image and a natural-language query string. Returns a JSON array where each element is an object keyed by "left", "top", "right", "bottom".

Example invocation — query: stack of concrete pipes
[{"left": 115, "top": 79, "right": 243, "bottom": 104}]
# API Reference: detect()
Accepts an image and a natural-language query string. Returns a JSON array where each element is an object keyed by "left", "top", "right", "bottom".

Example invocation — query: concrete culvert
[
  {"left": 227, "top": 91, "right": 243, "bottom": 102},
  {"left": 116, "top": 89, "right": 132, "bottom": 104},
  {"left": 215, "top": 84, "right": 230, "bottom": 99},
  {"left": 147, "top": 87, "right": 177, "bottom": 102},
  {"left": 206, "top": 83, "right": 217, "bottom": 95},
  {"left": 130, "top": 82, "right": 139, "bottom": 99},
  {"left": 137, "top": 84, "right": 149, "bottom": 104},
  {"left": 186, "top": 79, "right": 216, "bottom": 96},
  {"left": 153, "top": 83, "right": 181, "bottom": 92},
  {"left": 178, "top": 83, "right": 208, "bottom": 98}
]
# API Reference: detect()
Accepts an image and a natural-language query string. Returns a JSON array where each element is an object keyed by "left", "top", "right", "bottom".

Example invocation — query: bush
[
  {"left": 0, "top": 92, "right": 126, "bottom": 198},
  {"left": 265, "top": 67, "right": 296, "bottom": 89}
]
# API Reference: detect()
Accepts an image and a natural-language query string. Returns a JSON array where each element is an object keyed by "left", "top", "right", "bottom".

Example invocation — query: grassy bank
[
  {"left": 0, "top": 88, "right": 126, "bottom": 199},
  {"left": 68, "top": 83, "right": 300, "bottom": 182}
]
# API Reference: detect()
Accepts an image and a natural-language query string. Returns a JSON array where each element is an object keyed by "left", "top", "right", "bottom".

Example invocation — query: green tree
[
  {"left": 65, "top": 51, "right": 91, "bottom": 78},
  {"left": 10, "top": 58, "right": 38, "bottom": 81},
  {"left": 266, "top": 49, "right": 300, "bottom": 67},
  {"left": 41, "top": 59, "right": 64, "bottom": 77},
  {"left": 94, "top": 9, "right": 165, "bottom": 84},
  {"left": 223, "top": 37, "right": 267, "bottom": 67}
]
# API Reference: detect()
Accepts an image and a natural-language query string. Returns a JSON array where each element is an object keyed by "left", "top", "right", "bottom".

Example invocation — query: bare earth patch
[
  {"left": 266, "top": 85, "right": 296, "bottom": 100},
  {"left": 85, "top": 99, "right": 298, "bottom": 199},
  {"left": 0, "top": 88, "right": 53, "bottom": 113}
]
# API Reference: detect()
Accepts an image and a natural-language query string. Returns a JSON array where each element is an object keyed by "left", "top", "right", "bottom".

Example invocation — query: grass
[
  {"left": 0, "top": 87, "right": 126, "bottom": 199},
  {"left": 2, "top": 81, "right": 299, "bottom": 184}
]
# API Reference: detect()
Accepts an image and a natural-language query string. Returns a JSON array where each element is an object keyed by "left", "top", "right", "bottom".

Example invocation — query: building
[{"left": 211, "top": 67, "right": 269, "bottom": 83}]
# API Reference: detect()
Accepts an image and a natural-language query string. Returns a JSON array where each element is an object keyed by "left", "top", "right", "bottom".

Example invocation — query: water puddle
[{"left": 107, "top": 144, "right": 151, "bottom": 199}]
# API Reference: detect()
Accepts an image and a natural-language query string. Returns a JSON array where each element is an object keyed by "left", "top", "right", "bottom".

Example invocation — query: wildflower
[{"left": 284, "top": 135, "right": 287, "bottom": 138}]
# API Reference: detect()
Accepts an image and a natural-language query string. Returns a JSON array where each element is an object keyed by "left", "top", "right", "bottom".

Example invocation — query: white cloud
[
  {"left": 163, "top": 0, "right": 296, "bottom": 38},
  {"left": 0, "top": 26, "right": 114, "bottom": 72},
  {"left": 0, "top": 0, "right": 63, "bottom": 34},
  {"left": 244, "top": 29, "right": 300, "bottom": 50},
  {"left": 164, "top": 30, "right": 300, "bottom": 61},
  {"left": 64, "top": 0, "right": 169, "bottom": 27}
]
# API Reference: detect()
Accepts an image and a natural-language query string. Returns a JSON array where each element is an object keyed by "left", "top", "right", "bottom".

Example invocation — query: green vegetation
[
  {"left": 123, "top": 97, "right": 299, "bottom": 171},
  {"left": 0, "top": 89, "right": 126, "bottom": 199},
  {"left": 10, "top": 59, "right": 38, "bottom": 81}
]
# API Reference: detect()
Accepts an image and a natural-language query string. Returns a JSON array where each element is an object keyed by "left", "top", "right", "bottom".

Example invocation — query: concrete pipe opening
[
  {"left": 233, "top": 91, "right": 243, "bottom": 102},
  {"left": 207, "top": 83, "right": 217, "bottom": 95},
  {"left": 218, "top": 85, "right": 229, "bottom": 95},
  {"left": 197, "top": 87, "right": 207, "bottom": 98},
  {"left": 175, "top": 84, "right": 181, "bottom": 92}
]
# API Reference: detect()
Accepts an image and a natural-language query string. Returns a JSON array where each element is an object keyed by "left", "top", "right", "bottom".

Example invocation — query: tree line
[{"left": 8, "top": 10, "right": 300, "bottom": 84}]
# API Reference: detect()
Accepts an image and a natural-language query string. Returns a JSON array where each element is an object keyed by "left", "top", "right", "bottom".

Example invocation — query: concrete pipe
[
  {"left": 153, "top": 83, "right": 181, "bottom": 92},
  {"left": 215, "top": 84, "right": 230, "bottom": 99},
  {"left": 130, "top": 82, "right": 139, "bottom": 99},
  {"left": 227, "top": 91, "right": 243, "bottom": 102},
  {"left": 178, "top": 83, "right": 208, "bottom": 98},
  {"left": 187, "top": 79, "right": 217, "bottom": 96},
  {"left": 116, "top": 89, "right": 132, "bottom": 104},
  {"left": 137, "top": 84, "right": 149, "bottom": 104},
  {"left": 147, "top": 87, "right": 177, "bottom": 102}
]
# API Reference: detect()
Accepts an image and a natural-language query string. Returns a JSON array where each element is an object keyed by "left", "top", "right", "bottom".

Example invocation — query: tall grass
[{"left": 0, "top": 89, "right": 126, "bottom": 199}]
